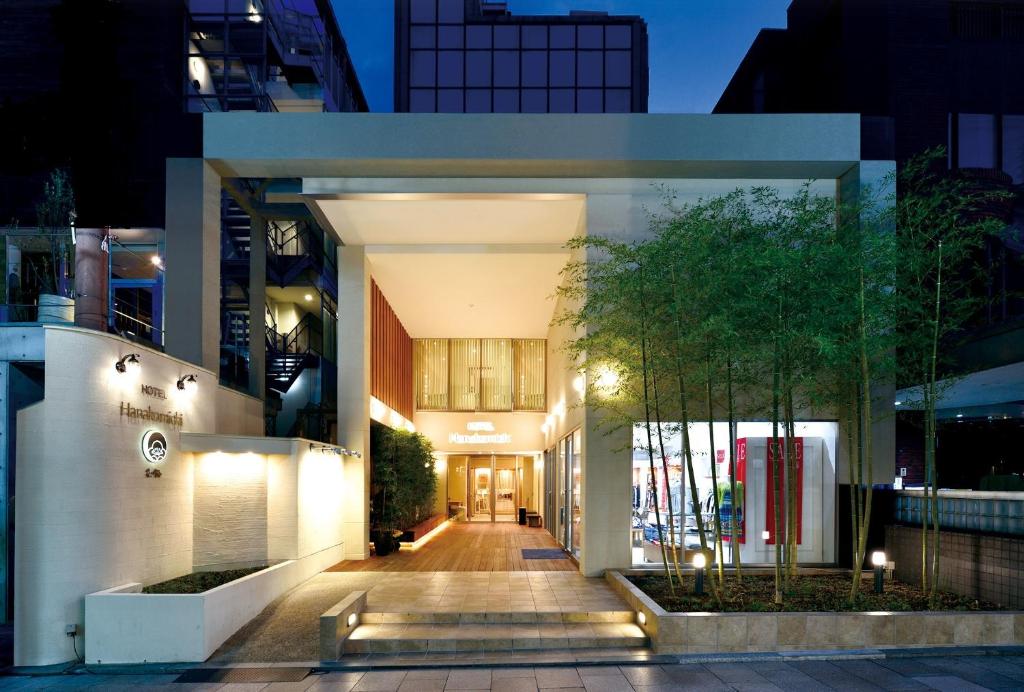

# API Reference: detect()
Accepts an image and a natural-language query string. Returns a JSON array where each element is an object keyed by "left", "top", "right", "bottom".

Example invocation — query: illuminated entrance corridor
[{"left": 329, "top": 523, "right": 574, "bottom": 572}]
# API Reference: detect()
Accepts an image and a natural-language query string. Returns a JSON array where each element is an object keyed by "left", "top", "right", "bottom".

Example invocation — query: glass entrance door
[{"left": 465, "top": 455, "right": 520, "bottom": 522}]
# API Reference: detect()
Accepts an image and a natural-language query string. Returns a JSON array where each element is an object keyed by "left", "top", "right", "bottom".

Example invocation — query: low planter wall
[
  {"left": 606, "top": 571, "right": 1024, "bottom": 655},
  {"left": 85, "top": 543, "right": 343, "bottom": 664}
]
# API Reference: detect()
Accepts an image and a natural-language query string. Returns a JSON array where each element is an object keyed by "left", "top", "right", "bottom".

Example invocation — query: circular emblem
[{"left": 141, "top": 430, "right": 168, "bottom": 464}]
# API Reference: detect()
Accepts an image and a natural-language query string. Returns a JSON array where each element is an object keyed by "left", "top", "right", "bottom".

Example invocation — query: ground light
[
  {"left": 872, "top": 550, "right": 887, "bottom": 594},
  {"left": 692, "top": 552, "right": 707, "bottom": 596}
]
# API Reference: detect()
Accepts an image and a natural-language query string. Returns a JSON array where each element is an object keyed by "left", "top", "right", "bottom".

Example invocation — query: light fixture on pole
[
  {"left": 176, "top": 374, "right": 199, "bottom": 393},
  {"left": 692, "top": 552, "right": 707, "bottom": 596},
  {"left": 871, "top": 550, "right": 887, "bottom": 594},
  {"left": 115, "top": 353, "right": 141, "bottom": 374}
]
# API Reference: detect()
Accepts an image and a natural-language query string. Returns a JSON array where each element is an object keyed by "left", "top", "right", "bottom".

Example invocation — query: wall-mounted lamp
[
  {"left": 871, "top": 550, "right": 887, "bottom": 594},
  {"left": 692, "top": 552, "right": 707, "bottom": 596},
  {"left": 115, "top": 353, "right": 141, "bottom": 374},
  {"left": 177, "top": 374, "right": 199, "bottom": 393},
  {"left": 151, "top": 255, "right": 164, "bottom": 270},
  {"left": 308, "top": 442, "right": 362, "bottom": 459}
]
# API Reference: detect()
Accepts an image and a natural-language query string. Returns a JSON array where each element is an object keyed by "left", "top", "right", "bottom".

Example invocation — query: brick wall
[{"left": 887, "top": 524, "right": 1024, "bottom": 608}]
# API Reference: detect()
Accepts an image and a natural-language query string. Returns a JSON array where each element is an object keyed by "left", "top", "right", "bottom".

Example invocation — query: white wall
[
  {"left": 193, "top": 453, "right": 270, "bottom": 569},
  {"left": 215, "top": 386, "right": 264, "bottom": 436},
  {"left": 15, "top": 326, "right": 217, "bottom": 667}
]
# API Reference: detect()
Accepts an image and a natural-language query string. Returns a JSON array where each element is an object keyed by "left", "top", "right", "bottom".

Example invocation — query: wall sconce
[
  {"left": 115, "top": 353, "right": 141, "bottom": 374},
  {"left": 177, "top": 374, "right": 199, "bottom": 393}
]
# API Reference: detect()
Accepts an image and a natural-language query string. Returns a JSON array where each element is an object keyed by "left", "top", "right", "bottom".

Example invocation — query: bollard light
[
  {"left": 871, "top": 550, "right": 886, "bottom": 594},
  {"left": 692, "top": 552, "right": 707, "bottom": 596}
]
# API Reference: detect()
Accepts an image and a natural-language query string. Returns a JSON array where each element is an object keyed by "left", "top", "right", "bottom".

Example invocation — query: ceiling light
[{"left": 304, "top": 293, "right": 313, "bottom": 302}]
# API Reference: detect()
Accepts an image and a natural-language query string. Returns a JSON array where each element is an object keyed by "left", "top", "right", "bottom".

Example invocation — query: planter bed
[
  {"left": 142, "top": 565, "right": 268, "bottom": 594},
  {"left": 85, "top": 544, "right": 343, "bottom": 664},
  {"left": 606, "top": 570, "right": 1024, "bottom": 655}
]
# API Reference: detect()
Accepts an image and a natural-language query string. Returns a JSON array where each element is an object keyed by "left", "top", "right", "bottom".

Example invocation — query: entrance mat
[
  {"left": 174, "top": 667, "right": 310, "bottom": 684},
  {"left": 522, "top": 548, "right": 569, "bottom": 560}
]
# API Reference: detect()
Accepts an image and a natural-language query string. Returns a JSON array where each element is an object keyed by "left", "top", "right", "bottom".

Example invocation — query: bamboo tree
[{"left": 705, "top": 347, "right": 726, "bottom": 585}]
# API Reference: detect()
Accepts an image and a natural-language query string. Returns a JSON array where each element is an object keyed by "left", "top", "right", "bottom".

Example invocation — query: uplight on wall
[
  {"left": 115, "top": 353, "right": 141, "bottom": 375},
  {"left": 572, "top": 374, "right": 585, "bottom": 395},
  {"left": 177, "top": 374, "right": 199, "bottom": 393},
  {"left": 593, "top": 364, "right": 619, "bottom": 396}
]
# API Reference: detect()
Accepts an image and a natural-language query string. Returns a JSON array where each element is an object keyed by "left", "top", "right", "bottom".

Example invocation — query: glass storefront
[
  {"left": 631, "top": 421, "right": 837, "bottom": 567},
  {"left": 446, "top": 454, "right": 532, "bottom": 522},
  {"left": 546, "top": 428, "right": 582, "bottom": 559}
]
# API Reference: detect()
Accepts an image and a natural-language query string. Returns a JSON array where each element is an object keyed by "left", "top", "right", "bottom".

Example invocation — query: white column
[
  {"left": 579, "top": 407, "right": 632, "bottom": 576},
  {"left": 337, "top": 245, "right": 371, "bottom": 560}
]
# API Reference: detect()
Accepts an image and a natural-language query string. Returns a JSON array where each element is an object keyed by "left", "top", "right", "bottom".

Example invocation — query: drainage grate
[{"left": 174, "top": 667, "right": 311, "bottom": 683}]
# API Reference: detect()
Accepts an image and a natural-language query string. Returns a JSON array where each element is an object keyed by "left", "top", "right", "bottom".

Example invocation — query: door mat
[
  {"left": 522, "top": 548, "right": 569, "bottom": 560},
  {"left": 174, "top": 667, "right": 310, "bottom": 683}
]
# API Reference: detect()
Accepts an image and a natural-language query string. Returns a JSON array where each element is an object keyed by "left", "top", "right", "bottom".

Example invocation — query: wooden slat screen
[{"left": 370, "top": 279, "right": 414, "bottom": 421}]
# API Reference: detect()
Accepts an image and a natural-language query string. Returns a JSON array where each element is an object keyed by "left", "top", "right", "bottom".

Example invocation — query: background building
[
  {"left": 394, "top": 0, "right": 649, "bottom": 113},
  {"left": 716, "top": 0, "right": 1024, "bottom": 598}
]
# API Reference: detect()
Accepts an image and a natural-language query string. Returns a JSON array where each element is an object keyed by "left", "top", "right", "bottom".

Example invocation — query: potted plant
[{"left": 33, "top": 169, "right": 76, "bottom": 323}]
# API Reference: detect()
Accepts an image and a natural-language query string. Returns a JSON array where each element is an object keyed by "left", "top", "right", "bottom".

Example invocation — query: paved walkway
[
  {"left": 3, "top": 654, "right": 1024, "bottom": 690},
  {"left": 210, "top": 571, "right": 626, "bottom": 663},
  {"left": 330, "top": 523, "right": 575, "bottom": 572}
]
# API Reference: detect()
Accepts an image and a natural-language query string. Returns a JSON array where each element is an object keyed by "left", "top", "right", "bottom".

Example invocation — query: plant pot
[
  {"left": 37, "top": 293, "right": 74, "bottom": 324},
  {"left": 371, "top": 530, "right": 395, "bottom": 557}
]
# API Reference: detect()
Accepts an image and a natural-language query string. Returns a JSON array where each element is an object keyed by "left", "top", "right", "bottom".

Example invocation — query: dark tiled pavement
[{"left": 2, "top": 654, "right": 1024, "bottom": 690}]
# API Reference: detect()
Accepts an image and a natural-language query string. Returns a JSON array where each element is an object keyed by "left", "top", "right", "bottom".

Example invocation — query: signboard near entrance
[{"left": 449, "top": 421, "right": 511, "bottom": 445}]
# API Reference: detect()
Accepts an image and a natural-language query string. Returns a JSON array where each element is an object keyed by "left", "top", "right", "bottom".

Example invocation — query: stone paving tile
[
  {"left": 534, "top": 667, "right": 583, "bottom": 689},
  {"left": 577, "top": 670, "right": 633, "bottom": 692},
  {"left": 916, "top": 656, "right": 1020, "bottom": 689},
  {"left": 704, "top": 662, "right": 778, "bottom": 685},
  {"left": 351, "top": 670, "right": 407, "bottom": 692},
  {"left": 786, "top": 660, "right": 886, "bottom": 691},
  {"left": 398, "top": 678, "right": 446, "bottom": 692},
  {"left": 830, "top": 659, "right": 932, "bottom": 690},
  {"left": 912, "top": 675, "right": 994, "bottom": 692},
  {"left": 489, "top": 678, "right": 539, "bottom": 692},
  {"left": 616, "top": 665, "right": 672, "bottom": 687},
  {"left": 445, "top": 669, "right": 493, "bottom": 690},
  {"left": 658, "top": 664, "right": 732, "bottom": 692}
]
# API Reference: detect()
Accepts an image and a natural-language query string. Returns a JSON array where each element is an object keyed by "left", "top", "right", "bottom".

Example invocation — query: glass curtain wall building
[{"left": 394, "top": 0, "right": 649, "bottom": 113}]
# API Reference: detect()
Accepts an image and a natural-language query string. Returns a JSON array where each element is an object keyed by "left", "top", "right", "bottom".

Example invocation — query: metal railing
[{"left": 113, "top": 309, "right": 164, "bottom": 347}]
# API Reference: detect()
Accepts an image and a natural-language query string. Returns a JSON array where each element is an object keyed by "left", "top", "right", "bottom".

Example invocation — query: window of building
[
  {"left": 522, "top": 25, "right": 547, "bottom": 49},
  {"left": 578, "top": 88, "right": 602, "bottom": 113},
  {"left": 577, "top": 51, "right": 603, "bottom": 87},
  {"left": 411, "top": 25, "right": 436, "bottom": 48},
  {"left": 958, "top": 113, "right": 998, "bottom": 168},
  {"left": 437, "top": 0, "right": 464, "bottom": 23},
  {"left": 550, "top": 25, "right": 575, "bottom": 49},
  {"left": 415, "top": 338, "right": 545, "bottom": 411},
  {"left": 522, "top": 51, "right": 548, "bottom": 87},
  {"left": 410, "top": 0, "right": 436, "bottom": 23},
  {"left": 495, "top": 25, "right": 519, "bottom": 49},
  {"left": 493, "top": 89, "right": 519, "bottom": 112},
  {"left": 1003, "top": 115, "right": 1024, "bottom": 183},
  {"left": 466, "top": 89, "right": 491, "bottom": 112},
  {"left": 605, "top": 89, "right": 631, "bottom": 113},
  {"left": 438, "top": 25, "right": 463, "bottom": 49},
  {"left": 605, "top": 24, "right": 632, "bottom": 49},
  {"left": 550, "top": 88, "right": 575, "bottom": 113},
  {"left": 494, "top": 51, "right": 520, "bottom": 86},
  {"left": 466, "top": 53, "right": 492, "bottom": 87},
  {"left": 550, "top": 51, "right": 575, "bottom": 87},
  {"left": 522, "top": 88, "right": 547, "bottom": 113},
  {"left": 437, "top": 88, "right": 464, "bottom": 113},
  {"left": 467, "top": 25, "right": 492, "bottom": 49},
  {"left": 438, "top": 50, "right": 464, "bottom": 87},
  {"left": 410, "top": 88, "right": 436, "bottom": 111},
  {"left": 578, "top": 24, "right": 603, "bottom": 49},
  {"left": 410, "top": 50, "right": 437, "bottom": 87}
]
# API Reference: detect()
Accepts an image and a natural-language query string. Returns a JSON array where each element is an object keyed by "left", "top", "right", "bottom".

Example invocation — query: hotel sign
[
  {"left": 448, "top": 421, "right": 511, "bottom": 445},
  {"left": 120, "top": 402, "right": 184, "bottom": 428}
]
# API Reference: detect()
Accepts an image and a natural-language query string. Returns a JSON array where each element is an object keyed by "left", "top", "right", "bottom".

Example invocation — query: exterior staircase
[{"left": 344, "top": 609, "right": 648, "bottom": 655}]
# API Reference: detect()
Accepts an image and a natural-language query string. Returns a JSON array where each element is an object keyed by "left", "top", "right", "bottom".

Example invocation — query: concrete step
[
  {"left": 360, "top": 609, "right": 636, "bottom": 625},
  {"left": 344, "top": 622, "right": 648, "bottom": 654}
]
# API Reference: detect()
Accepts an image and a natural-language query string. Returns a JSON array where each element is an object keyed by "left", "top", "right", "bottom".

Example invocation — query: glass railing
[{"left": 896, "top": 489, "right": 1024, "bottom": 535}]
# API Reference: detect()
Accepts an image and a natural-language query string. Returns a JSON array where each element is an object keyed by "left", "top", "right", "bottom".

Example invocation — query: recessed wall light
[{"left": 304, "top": 293, "right": 314, "bottom": 302}]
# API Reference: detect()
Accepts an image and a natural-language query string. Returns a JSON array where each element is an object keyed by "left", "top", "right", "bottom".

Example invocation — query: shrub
[{"left": 370, "top": 421, "right": 437, "bottom": 533}]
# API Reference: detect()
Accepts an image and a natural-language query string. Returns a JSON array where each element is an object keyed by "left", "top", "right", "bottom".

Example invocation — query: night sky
[{"left": 332, "top": 0, "right": 791, "bottom": 113}]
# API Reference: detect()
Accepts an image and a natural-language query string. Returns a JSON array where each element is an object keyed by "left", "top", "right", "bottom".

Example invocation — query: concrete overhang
[{"left": 202, "top": 113, "right": 863, "bottom": 180}]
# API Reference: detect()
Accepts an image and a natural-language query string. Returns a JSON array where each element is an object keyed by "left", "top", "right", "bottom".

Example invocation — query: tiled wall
[{"left": 887, "top": 524, "right": 1024, "bottom": 608}]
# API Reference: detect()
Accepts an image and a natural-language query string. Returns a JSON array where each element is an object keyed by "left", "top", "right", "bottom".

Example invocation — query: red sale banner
[
  {"left": 726, "top": 439, "right": 747, "bottom": 544},
  {"left": 765, "top": 437, "right": 803, "bottom": 545}
]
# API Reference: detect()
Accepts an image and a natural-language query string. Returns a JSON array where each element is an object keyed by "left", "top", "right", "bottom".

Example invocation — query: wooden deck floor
[{"left": 328, "top": 522, "right": 576, "bottom": 572}]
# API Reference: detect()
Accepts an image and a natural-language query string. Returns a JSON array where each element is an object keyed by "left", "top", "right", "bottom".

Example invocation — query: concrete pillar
[
  {"left": 337, "top": 245, "right": 371, "bottom": 560},
  {"left": 580, "top": 407, "right": 632, "bottom": 576},
  {"left": 164, "top": 159, "right": 221, "bottom": 373},
  {"left": 248, "top": 214, "right": 267, "bottom": 399},
  {"left": 72, "top": 228, "right": 109, "bottom": 331}
]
